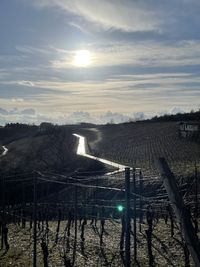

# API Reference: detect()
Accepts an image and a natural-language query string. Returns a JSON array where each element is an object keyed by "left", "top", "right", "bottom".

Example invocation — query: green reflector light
[{"left": 117, "top": 205, "right": 124, "bottom": 212}]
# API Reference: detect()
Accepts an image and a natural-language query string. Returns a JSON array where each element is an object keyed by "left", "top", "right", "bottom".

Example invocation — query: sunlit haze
[{"left": 74, "top": 50, "right": 92, "bottom": 67}]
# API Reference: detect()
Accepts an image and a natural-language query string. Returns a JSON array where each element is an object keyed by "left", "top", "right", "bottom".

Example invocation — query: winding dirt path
[
  {"left": 73, "top": 133, "right": 129, "bottom": 174},
  {"left": 0, "top": 146, "right": 8, "bottom": 157}
]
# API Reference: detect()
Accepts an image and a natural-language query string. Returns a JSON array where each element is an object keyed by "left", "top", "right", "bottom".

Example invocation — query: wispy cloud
[
  {"left": 23, "top": 0, "right": 200, "bottom": 36},
  {"left": 0, "top": 69, "right": 199, "bottom": 117},
  {"left": 11, "top": 98, "right": 24, "bottom": 103},
  {"left": 27, "top": 0, "right": 161, "bottom": 32},
  {"left": 1, "top": 71, "right": 199, "bottom": 92},
  {"left": 2, "top": 39, "right": 199, "bottom": 80},
  {"left": 50, "top": 40, "right": 200, "bottom": 69}
]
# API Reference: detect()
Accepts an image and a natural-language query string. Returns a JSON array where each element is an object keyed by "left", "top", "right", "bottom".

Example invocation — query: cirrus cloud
[
  {"left": 22, "top": 0, "right": 200, "bottom": 37},
  {"left": 26, "top": 0, "right": 161, "bottom": 32}
]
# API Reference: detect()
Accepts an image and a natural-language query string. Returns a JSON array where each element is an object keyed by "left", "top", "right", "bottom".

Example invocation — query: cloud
[
  {"left": 168, "top": 107, "right": 185, "bottom": 115},
  {"left": 15, "top": 45, "right": 52, "bottom": 55},
  {"left": 17, "top": 80, "right": 35, "bottom": 87},
  {"left": 12, "top": 98, "right": 24, "bottom": 103},
  {"left": 0, "top": 108, "right": 36, "bottom": 116},
  {"left": 28, "top": 0, "right": 161, "bottom": 32},
  {"left": 132, "top": 112, "right": 146, "bottom": 121},
  {"left": 2, "top": 40, "right": 200, "bottom": 88},
  {"left": 0, "top": 108, "right": 38, "bottom": 125},
  {"left": 99, "top": 111, "right": 131, "bottom": 124},
  {"left": 21, "top": 108, "right": 36, "bottom": 115},
  {"left": 24, "top": 0, "right": 200, "bottom": 36},
  {"left": 1, "top": 106, "right": 195, "bottom": 126},
  {"left": 69, "top": 111, "right": 91, "bottom": 122},
  {"left": 50, "top": 40, "right": 200, "bottom": 69},
  {"left": 0, "top": 107, "right": 135, "bottom": 125},
  {"left": 2, "top": 71, "right": 198, "bottom": 96},
  {"left": 0, "top": 70, "right": 199, "bottom": 117},
  {"left": 0, "top": 108, "right": 9, "bottom": 115},
  {"left": 158, "top": 106, "right": 188, "bottom": 117}
]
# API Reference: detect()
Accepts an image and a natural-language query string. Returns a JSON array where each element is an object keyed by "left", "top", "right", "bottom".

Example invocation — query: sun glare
[{"left": 74, "top": 50, "right": 92, "bottom": 67}]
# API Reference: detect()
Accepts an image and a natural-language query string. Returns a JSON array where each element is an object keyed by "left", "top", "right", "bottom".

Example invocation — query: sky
[{"left": 0, "top": 0, "right": 200, "bottom": 124}]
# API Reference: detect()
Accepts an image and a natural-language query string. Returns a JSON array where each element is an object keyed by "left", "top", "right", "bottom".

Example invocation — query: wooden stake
[
  {"left": 139, "top": 170, "right": 143, "bottom": 233},
  {"left": 1, "top": 176, "right": 5, "bottom": 249},
  {"left": 125, "top": 167, "right": 131, "bottom": 267},
  {"left": 157, "top": 158, "right": 200, "bottom": 267},
  {"left": 132, "top": 168, "right": 137, "bottom": 262},
  {"left": 194, "top": 164, "right": 198, "bottom": 233},
  {"left": 33, "top": 175, "right": 37, "bottom": 267}
]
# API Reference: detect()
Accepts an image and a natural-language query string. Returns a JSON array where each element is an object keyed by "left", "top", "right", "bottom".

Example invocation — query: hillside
[
  {"left": 89, "top": 120, "right": 200, "bottom": 178},
  {"left": 1, "top": 112, "right": 199, "bottom": 178},
  {"left": 1, "top": 113, "right": 200, "bottom": 267},
  {"left": 0, "top": 124, "right": 106, "bottom": 175},
  {"left": 0, "top": 123, "right": 110, "bottom": 207}
]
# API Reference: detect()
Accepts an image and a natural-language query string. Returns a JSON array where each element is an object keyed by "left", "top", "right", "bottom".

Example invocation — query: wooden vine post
[
  {"left": 72, "top": 181, "right": 78, "bottom": 266},
  {"left": 33, "top": 175, "right": 37, "bottom": 267},
  {"left": 146, "top": 205, "right": 154, "bottom": 267},
  {"left": 125, "top": 167, "right": 131, "bottom": 267},
  {"left": 157, "top": 158, "right": 200, "bottom": 267},
  {"left": 194, "top": 164, "right": 198, "bottom": 233},
  {"left": 132, "top": 168, "right": 137, "bottom": 262},
  {"left": 139, "top": 169, "right": 143, "bottom": 233},
  {"left": 1, "top": 175, "right": 5, "bottom": 249}
]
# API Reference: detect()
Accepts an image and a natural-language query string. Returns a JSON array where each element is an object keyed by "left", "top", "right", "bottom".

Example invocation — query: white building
[{"left": 179, "top": 122, "right": 200, "bottom": 138}]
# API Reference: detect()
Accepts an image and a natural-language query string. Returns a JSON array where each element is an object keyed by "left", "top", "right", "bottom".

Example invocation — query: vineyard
[
  {"left": 90, "top": 121, "right": 200, "bottom": 178},
  {"left": 0, "top": 119, "right": 200, "bottom": 266},
  {"left": 0, "top": 163, "right": 199, "bottom": 266}
]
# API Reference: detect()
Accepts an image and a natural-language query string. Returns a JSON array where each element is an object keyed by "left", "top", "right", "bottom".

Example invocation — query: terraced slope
[{"left": 91, "top": 121, "right": 200, "bottom": 177}]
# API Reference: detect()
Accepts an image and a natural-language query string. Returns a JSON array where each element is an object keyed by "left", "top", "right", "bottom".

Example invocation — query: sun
[{"left": 74, "top": 50, "right": 92, "bottom": 67}]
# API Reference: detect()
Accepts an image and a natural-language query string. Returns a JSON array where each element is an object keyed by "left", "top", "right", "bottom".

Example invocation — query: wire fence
[{"left": 0, "top": 163, "right": 199, "bottom": 267}]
